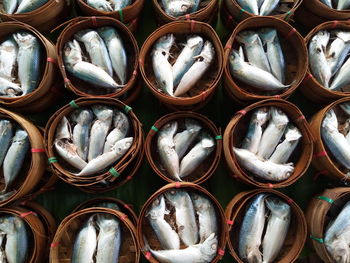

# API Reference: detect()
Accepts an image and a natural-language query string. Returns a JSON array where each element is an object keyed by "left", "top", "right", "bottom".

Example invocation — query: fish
[
  {"left": 190, "top": 192, "right": 217, "bottom": 243},
  {"left": 72, "top": 215, "right": 97, "bottom": 263},
  {"left": 330, "top": 56, "right": 350, "bottom": 91},
  {"left": 55, "top": 116, "right": 72, "bottom": 140},
  {"left": 326, "top": 31, "right": 350, "bottom": 76},
  {"left": 262, "top": 198, "right": 291, "bottom": 263},
  {"left": 321, "top": 109, "right": 350, "bottom": 170},
  {"left": 157, "top": 121, "right": 180, "bottom": 181},
  {"left": 71, "top": 109, "right": 93, "bottom": 161},
  {"left": 269, "top": 125, "right": 302, "bottom": 164},
  {"left": 78, "top": 137, "right": 133, "bottom": 176},
  {"left": 259, "top": 28, "right": 285, "bottom": 83},
  {"left": 111, "top": 0, "right": 131, "bottom": 10},
  {"left": 3, "top": 0, "right": 17, "bottom": 14},
  {"left": 309, "top": 30, "right": 332, "bottom": 89},
  {"left": 174, "top": 118, "right": 202, "bottom": 159},
  {"left": 75, "top": 29, "right": 113, "bottom": 76},
  {"left": 257, "top": 107, "right": 289, "bottom": 159},
  {"left": 103, "top": 110, "right": 129, "bottom": 153},
  {"left": 63, "top": 40, "right": 121, "bottom": 90},
  {"left": 54, "top": 139, "right": 87, "bottom": 170},
  {"left": 164, "top": 0, "right": 193, "bottom": 17},
  {"left": 259, "top": 0, "right": 279, "bottom": 15},
  {"left": 0, "top": 38, "right": 18, "bottom": 80},
  {"left": 0, "top": 233, "right": 6, "bottom": 262},
  {"left": 86, "top": 0, "right": 112, "bottom": 11},
  {"left": 237, "top": 31, "right": 271, "bottom": 73},
  {"left": 0, "top": 120, "right": 13, "bottom": 167},
  {"left": 320, "top": 0, "right": 333, "bottom": 8},
  {"left": 172, "top": 35, "right": 204, "bottom": 86},
  {"left": 98, "top": 27, "right": 128, "bottom": 85},
  {"left": 88, "top": 105, "right": 113, "bottom": 162},
  {"left": 174, "top": 41, "right": 215, "bottom": 97},
  {"left": 95, "top": 214, "right": 121, "bottom": 263},
  {"left": 325, "top": 201, "right": 350, "bottom": 263},
  {"left": 13, "top": 31, "right": 41, "bottom": 95},
  {"left": 93, "top": 202, "right": 121, "bottom": 211},
  {"left": 236, "top": 0, "right": 259, "bottom": 14},
  {"left": 233, "top": 147, "right": 294, "bottom": 181},
  {"left": 164, "top": 189, "right": 199, "bottom": 246},
  {"left": 3, "top": 129, "right": 29, "bottom": 193},
  {"left": 337, "top": 0, "right": 350, "bottom": 10},
  {"left": 238, "top": 194, "right": 266, "bottom": 263},
  {"left": 15, "top": 0, "right": 47, "bottom": 13},
  {"left": 241, "top": 107, "right": 269, "bottom": 154},
  {"left": 146, "top": 195, "right": 180, "bottom": 250},
  {"left": 179, "top": 131, "right": 215, "bottom": 178},
  {"left": 146, "top": 233, "right": 218, "bottom": 263},
  {"left": 340, "top": 102, "right": 350, "bottom": 116},
  {"left": 0, "top": 77, "right": 22, "bottom": 97},
  {"left": 152, "top": 34, "right": 175, "bottom": 96},
  {"left": 229, "top": 50, "right": 290, "bottom": 91}
]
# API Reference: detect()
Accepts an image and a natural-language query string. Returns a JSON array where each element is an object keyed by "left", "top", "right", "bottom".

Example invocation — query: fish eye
[
  {"left": 162, "top": 51, "right": 166, "bottom": 56},
  {"left": 211, "top": 244, "right": 217, "bottom": 250},
  {"left": 170, "top": 190, "right": 175, "bottom": 195},
  {"left": 316, "top": 47, "right": 322, "bottom": 53}
]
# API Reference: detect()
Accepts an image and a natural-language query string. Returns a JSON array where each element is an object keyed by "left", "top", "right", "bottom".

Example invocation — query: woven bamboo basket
[
  {"left": 56, "top": 16, "right": 140, "bottom": 103},
  {"left": 225, "top": 189, "right": 307, "bottom": 263},
  {"left": 50, "top": 207, "right": 139, "bottom": 262},
  {"left": 223, "top": 16, "right": 308, "bottom": 105},
  {"left": 223, "top": 99, "right": 314, "bottom": 188},
  {"left": 72, "top": 197, "right": 138, "bottom": 225},
  {"left": 137, "top": 182, "right": 228, "bottom": 263},
  {"left": 145, "top": 111, "right": 222, "bottom": 184},
  {"left": 294, "top": 4, "right": 328, "bottom": 30},
  {"left": 0, "top": 22, "right": 61, "bottom": 113},
  {"left": 0, "top": 108, "right": 47, "bottom": 207},
  {"left": 139, "top": 20, "right": 223, "bottom": 111},
  {"left": 152, "top": 0, "right": 218, "bottom": 25},
  {"left": 300, "top": 21, "right": 350, "bottom": 104},
  {"left": 44, "top": 97, "right": 144, "bottom": 192}
]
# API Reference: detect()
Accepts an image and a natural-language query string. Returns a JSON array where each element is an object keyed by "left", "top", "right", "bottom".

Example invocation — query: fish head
[
  {"left": 13, "top": 129, "right": 28, "bottom": 142},
  {"left": 312, "top": 30, "right": 330, "bottom": 49},
  {"left": 254, "top": 107, "right": 270, "bottom": 126},
  {"left": 0, "top": 215, "right": 16, "bottom": 233},
  {"left": 164, "top": 189, "right": 187, "bottom": 206},
  {"left": 159, "top": 121, "right": 178, "bottom": 139},
  {"left": 113, "top": 110, "right": 129, "bottom": 130},
  {"left": 285, "top": 124, "right": 302, "bottom": 142},
  {"left": 77, "top": 109, "right": 93, "bottom": 125},
  {"left": 55, "top": 116, "right": 72, "bottom": 140},
  {"left": 63, "top": 40, "right": 83, "bottom": 67},
  {"left": 259, "top": 27, "right": 277, "bottom": 44},
  {"left": 166, "top": 0, "right": 193, "bottom": 16},
  {"left": 237, "top": 31, "right": 258, "bottom": 44},
  {"left": 5, "top": 85, "right": 23, "bottom": 96},
  {"left": 184, "top": 118, "right": 202, "bottom": 133},
  {"left": 13, "top": 31, "right": 37, "bottom": 47},
  {"left": 74, "top": 29, "right": 97, "bottom": 42},
  {"left": 336, "top": 30, "right": 350, "bottom": 43},
  {"left": 200, "top": 131, "right": 215, "bottom": 149},
  {"left": 340, "top": 102, "right": 350, "bottom": 116},
  {"left": 0, "top": 120, "right": 13, "bottom": 135},
  {"left": 95, "top": 202, "right": 121, "bottom": 211},
  {"left": 265, "top": 197, "right": 291, "bottom": 219},
  {"left": 190, "top": 192, "right": 211, "bottom": 211},
  {"left": 97, "top": 26, "right": 118, "bottom": 41},
  {"left": 200, "top": 233, "right": 218, "bottom": 257},
  {"left": 87, "top": 0, "right": 113, "bottom": 11},
  {"left": 279, "top": 163, "right": 294, "bottom": 179},
  {"left": 92, "top": 105, "right": 113, "bottom": 121},
  {"left": 96, "top": 213, "right": 119, "bottom": 232},
  {"left": 229, "top": 49, "right": 244, "bottom": 69},
  {"left": 146, "top": 195, "right": 166, "bottom": 219},
  {"left": 197, "top": 41, "right": 215, "bottom": 63},
  {"left": 322, "top": 109, "right": 338, "bottom": 131},
  {"left": 327, "top": 239, "right": 350, "bottom": 263},
  {"left": 187, "top": 35, "right": 204, "bottom": 50},
  {"left": 270, "top": 107, "right": 289, "bottom": 127},
  {"left": 154, "top": 34, "right": 175, "bottom": 51},
  {"left": 112, "top": 137, "right": 133, "bottom": 154}
]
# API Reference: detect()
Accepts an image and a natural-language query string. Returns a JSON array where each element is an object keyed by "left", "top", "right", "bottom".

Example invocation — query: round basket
[
  {"left": 56, "top": 16, "right": 140, "bottom": 103},
  {"left": 139, "top": 20, "right": 223, "bottom": 111},
  {"left": 145, "top": 111, "right": 222, "bottom": 184},
  {"left": 225, "top": 189, "right": 307, "bottom": 263},
  {"left": 50, "top": 207, "right": 139, "bottom": 263},
  {"left": 0, "top": 22, "right": 61, "bottom": 113},
  {"left": 137, "top": 182, "right": 228, "bottom": 263},
  {"left": 44, "top": 97, "right": 144, "bottom": 193},
  {"left": 151, "top": 0, "right": 219, "bottom": 25},
  {"left": 223, "top": 16, "right": 308, "bottom": 105},
  {"left": 302, "top": 0, "right": 350, "bottom": 21},
  {"left": 300, "top": 21, "right": 350, "bottom": 104},
  {"left": 294, "top": 3, "right": 329, "bottom": 30},
  {"left": 223, "top": 99, "right": 314, "bottom": 188}
]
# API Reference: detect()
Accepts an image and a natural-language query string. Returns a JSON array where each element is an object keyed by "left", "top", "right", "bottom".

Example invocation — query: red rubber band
[
  {"left": 31, "top": 148, "right": 46, "bottom": 153},
  {"left": 237, "top": 110, "right": 247, "bottom": 115},
  {"left": 296, "top": 115, "right": 306, "bottom": 122},
  {"left": 120, "top": 214, "right": 128, "bottom": 220},
  {"left": 304, "top": 73, "right": 313, "bottom": 82},
  {"left": 64, "top": 78, "right": 70, "bottom": 83},
  {"left": 47, "top": 57, "right": 57, "bottom": 65},
  {"left": 138, "top": 59, "right": 144, "bottom": 67},
  {"left": 225, "top": 43, "right": 232, "bottom": 50},
  {"left": 274, "top": 94, "right": 281, "bottom": 98},
  {"left": 126, "top": 175, "right": 132, "bottom": 180},
  {"left": 286, "top": 198, "right": 293, "bottom": 204},
  {"left": 91, "top": 16, "right": 97, "bottom": 27},
  {"left": 331, "top": 20, "right": 339, "bottom": 29},
  {"left": 132, "top": 70, "right": 137, "bottom": 76},
  {"left": 218, "top": 249, "right": 225, "bottom": 256},
  {"left": 190, "top": 20, "right": 195, "bottom": 32},
  {"left": 20, "top": 211, "right": 36, "bottom": 218},
  {"left": 20, "top": 200, "right": 28, "bottom": 206},
  {"left": 185, "top": 14, "right": 190, "bottom": 21},
  {"left": 50, "top": 242, "right": 60, "bottom": 248},
  {"left": 145, "top": 251, "right": 152, "bottom": 259},
  {"left": 313, "top": 151, "right": 327, "bottom": 158},
  {"left": 267, "top": 183, "right": 274, "bottom": 188},
  {"left": 285, "top": 28, "right": 297, "bottom": 40},
  {"left": 228, "top": 15, "right": 233, "bottom": 23},
  {"left": 227, "top": 219, "right": 234, "bottom": 225},
  {"left": 175, "top": 182, "right": 181, "bottom": 188}
]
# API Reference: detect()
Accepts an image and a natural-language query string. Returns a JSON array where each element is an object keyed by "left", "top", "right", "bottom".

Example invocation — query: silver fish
[
  {"left": 111, "top": 0, "right": 131, "bottom": 10},
  {"left": 239, "top": 194, "right": 266, "bottom": 263},
  {"left": 72, "top": 215, "right": 97, "bottom": 263},
  {"left": 103, "top": 110, "right": 129, "bottom": 153},
  {"left": 309, "top": 30, "right": 331, "bottom": 88},
  {"left": 233, "top": 147, "right": 294, "bottom": 181},
  {"left": 259, "top": 28, "right": 285, "bottom": 83},
  {"left": 262, "top": 198, "right": 291, "bottom": 263},
  {"left": 86, "top": 0, "right": 112, "bottom": 11},
  {"left": 179, "top": 131, "right": 215, "bottom": 178},
  {"left": 55, "top": 116, "right": 72, "bottom": 140},
  {"left": 95, "top": 214, "right": 121, "bottom": 263},
  {"left": 0, "top": 77, "right": 22, "bottom": 97},
  {"left": 320, "top": 0, "right": 332, "bottom": 8},
  {"left": 322, "top": 109, "right": 350, "bottom": 170},
  {"left": 330, "top": 56, "right": 350, "bottom": 91},
  {"left": 164, "top": 0, "right": 193, "bottom": 17},
  {"left": 3, "top": 129, "right": 29, "bottom": 192},
  {"left": 259, "top": 0, "right": 279, "bottom": 15},
  {"left": 326, "top": 31, "right": 350, "bottom": 76},
  {"left": 88, "top": 105, "right": 113, "bottom": 162},
  {"left": 269, "top": 125, "right": 302, "bottom": 164},
  {"left": 229, "top": 50, "right": 290, "bottom": 91},
  {"left": 174, "top": 118, "right": 202, "bottom": 159},
  {"left": 0, "top": 120, "right": 13, "bottom": 167},
  {"left": 257, "top": 107, "right": 289, "bottom": 159},
  {"left": 236, "top": 0, "right": 259, "bottom": 14},
  {"left": 15, "top": 0, "right": 47, "bottom": 13},
  {"left": 13, "top": 31, "right": 41, "bottom": 95},
  {"left": 337, "top": 0, "right": 350, "bottom": 9},
  {"left": 63, "top": 40, "right": 121, "bottom": 89},
  {"left": 0, "top": 38, "right": 18, "bottom": 80},
  {"left": 146, "top": 195, "right": 180, "bottom": 250},
  {"left": 190, "top": 192, "right": 217, "bottom": 243},
  {"left": 75, "top": 29, "right": 113, "bottom": 76},
  {"left": 157, "top": 121, "right": 180, "bottom": 181},
  {"left": 164, "top": 189, "right": 199, "bottom": 246},
  {"left": 152, "top": 34, "right": 175, "bottom": 96},
  {"left": 237, "top": 31, "right": 271, "bottom": 73},
  {"left": 78, "top": 137, "right": 132, "bottom": 176},
  {"left": 54, "top": 139, "right": 87, "bottom": 170},
  {"left": 98, "top": 27, "right": 128, "bottom": 85},
  {"left": 0, "top": 233, "right": 6, "bottom": 263},
  {"left": 3, "top": 0, "right": 17, "bottom": 14},
  {"left": 340, "top": 102, "right": 350, "bottom": 115},
  {"left": 174, "top": 41, "right": 214, "bottom": 97},
  {"left": 241, "top": 107, "right": 269, "bottom": 154}
]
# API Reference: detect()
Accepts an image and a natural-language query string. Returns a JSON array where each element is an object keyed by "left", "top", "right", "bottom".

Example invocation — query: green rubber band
[
  {"left": 118, "top": 9, "right": 124, "bottom": 23},
  {"left": 48, "top": 157, "right": 58, "bottom": 163},
  {"left": 151, "top": 126, "right": 159, "bottom": 132},
  {"left": 310, "top": 235, "right": 324, "bottom": 243},
  {"left": 284, "top": 10, "right": 292, "bottom": 21},
  {"left": 215, "top": 135, "right": 222, "bottom": 140},
  {"left": 124, "top": 105, "right": 132, "bottom": 113},
  {"left": 69, "top": 100, "right": 79, "bottom": 109},
  {"left": 109, "top": 167, "right": 120, "bottom": 177},
  {"left": 237, "top": 8, "right": 245, "bottom": 21},
  {"left": 317, "top": 196, "right": 334, "bottom": 204}
]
